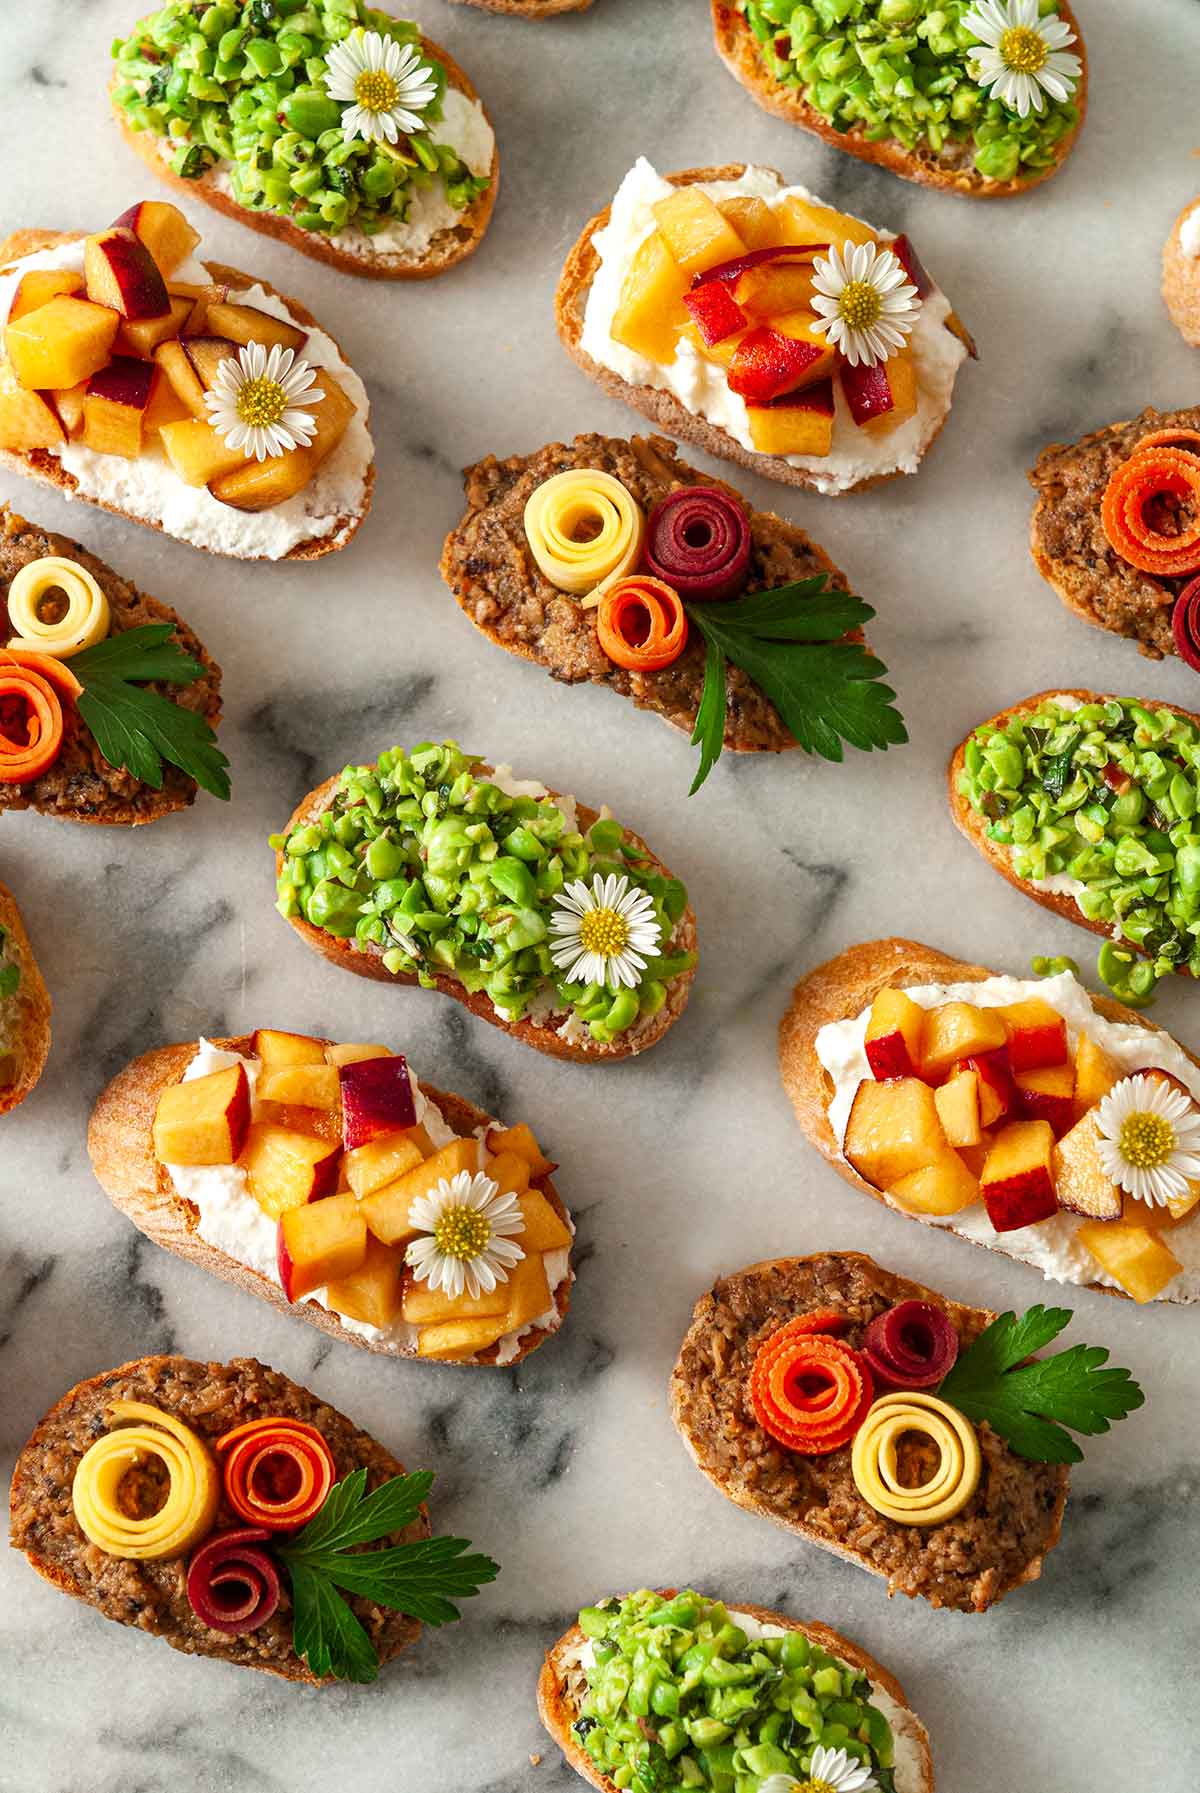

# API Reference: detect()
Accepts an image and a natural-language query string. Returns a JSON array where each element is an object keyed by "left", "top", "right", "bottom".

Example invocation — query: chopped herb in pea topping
[
  {"left": 960, "top": 697, "right": 1200, "bottom": 1005},
  {"left": 571, "top": 1590, "right": 899, "bottom": 1793},
  {"left": 739, "top": 0, "right": 1079, "bottom": 185},
  {"left": 271, "top": 742, "right": 694, "bottom": 1045},
  {"left": 111, "top": 0, "right": 490, "bottom": 239}
]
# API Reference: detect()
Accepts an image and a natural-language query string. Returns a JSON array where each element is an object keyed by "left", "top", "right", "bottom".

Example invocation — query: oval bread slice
[
  {"left": 538, "top": 1588, "right": 934, "bottom": 1791},
  {"left": 87, "top": 1036, "right": 573, "bottom": 1364},
  {"left": 0, "top": 879, "right": 50, "bottom": 1115}
]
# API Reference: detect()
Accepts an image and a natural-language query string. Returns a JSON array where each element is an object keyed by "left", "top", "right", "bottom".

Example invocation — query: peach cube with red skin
[
  {"left": 864, "top": 988, "right": 926, "bottom": 1081},
  {"left": 957, "top": 1048, "right": 1018, "bottom": 1126},
  {"left": 998, "top": 999, "right": 1068, "bottom": 1072},
  {"left": 843, "top": 1076, "right": 946, "bottom": 1190},
  {"left": 1075, "top": 1219, "right": 1181, "bottom": 1302},
  {"left": 1053, "top": 1111, "right": 1122, "bottom": 1219},
  {"left": 728, "top": 325, "right": 828, "bottom": 402},
  {"left": 933, "top": 1068, "right": 982, "bottom": 1148},
  {"left": 919, "top": 1002, "right": 1007, "bottom": 1079},
  {"left": 746, "top": 378, "right": 834, "bottom": 457},
  {"left": 1014, "top": 1062, "right": 1076, "bottom": 1135},
  {"left": 5, "top": 296, "right": 120, "bottom": 391},
  {"left": 84, "top": 227, "right": 170, "bottom": 321},
  {"left": 840, "top": 351, "right": 918, "bottom": 433},
  {"left": 338, "top": 1054, "right": 416, "bottom": 1150},
  {"left": 152, "top": 1063, "right": 250, "bottom": 1165},
  {"left": 277, "top": 1192, "right": 367, "bottom": 1301},
  {"left": 980, "top": 1120, "right": 1059, "bottom": 1231},
  {"left": 111, "top": 200, "right": 201, "bottom": 278},
  {"left": 81, "top": 356, "right": 156, "bottom": 458},
  {"left": 242, "top": 1122, "right": 340, "bottom": 1220}
]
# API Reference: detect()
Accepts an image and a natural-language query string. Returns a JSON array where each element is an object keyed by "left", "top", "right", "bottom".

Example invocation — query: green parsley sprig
[
  {"left": 938, "top": 1305, "right": 1144, "bottom": 1464},
  {"left": 275, "top": 1469, "right": 499, "bottom": 1684},
  {"left": 686, "top": 579, "right": 907, "bottom": 794},
  {"left": 70, "top": 624, "right": 230, "bottom": 801}
]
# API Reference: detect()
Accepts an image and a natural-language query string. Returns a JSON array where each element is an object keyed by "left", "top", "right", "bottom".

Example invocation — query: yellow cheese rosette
[
  {"left": 7, "top": 556, "right": 110, "bottom": 659},
  {"left": 850, "top": 1391, "right": 981, "bottom": 1526},
  {"left": 523, "top": 470, "right": 644, "bottom": 605},
  {"left": 72, "top": 1401, "right": 219, "bottom": 1560}
]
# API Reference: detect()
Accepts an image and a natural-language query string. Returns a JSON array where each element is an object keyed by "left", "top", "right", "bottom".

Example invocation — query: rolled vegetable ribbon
[
  {"left": 186, "top": 1525, "right": 282, "bottom": 1635},
  {"left": 0, "top": 648, "right": 82, "bottom": 783},
  {"left": 850, "top": 1392, "right": 981, "bottom": 1527},
  {"left": 72, "top": 1402, "right": 220, "bottom": 1560},
  {"left": 861, "top": 1300, "right": 959, "bottom": 1392},
  {"left": 644, "top": 487, "right": 752, "bottom": 602},
  {"left": 216, "top": 1417, "right": 337, "bottom": 1530},
  {"left": 596, "top": 575, "right": 688, "bottom": 672},
  {"left": 7, "top": 555, "right": 110, "bottom": 659},
  {"left": 749, "top": 1313, "right": 874, "bottom": 1456},
  {"left": 1101, "top": 448, "right": 1200, "bottom": 578},
  {"left": 523, "top": 470, "right": 645, "bottom": 603},
  {"left": 1172, "top": 575, "right": 1200, "bottom": 671},
  {"left": 1134, "top": 428, "right": 1200, "bottom": 457}
]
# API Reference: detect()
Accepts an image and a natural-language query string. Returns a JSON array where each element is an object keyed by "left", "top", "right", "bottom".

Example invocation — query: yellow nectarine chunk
[
  {"left": 326, "top": 1041, "right": 391, "bottom": 1067},
  {"left": 0, "top": 361, "right": 64, "bottom": 452},
  {"left": 516, "top": 1190, "right": 572, "bottom": 1254},
  {"left": 402, "top": 1278, "right": 510, "bottom": 1324},
  {"left": 503, "top": 1251, "right": 553, "bottom": 1331},
  {"left": 611, "top": 230, "right": 689, "bottom": 365},
  {"left": 362, "top": 1138, "right": 480, "bottom": 1245},
  {"left": 243, "top": 1123, "right": 339, "bottom": 1220},
  {"left": 1076, "top": 1219, "right": 1181, "bottom": 1303},
  {"left": 5, "top": 297, "right": 119, "bottom": 392},
  {"left": 153, "top": 1064, "right": 249, "bottom": 1166},
  {"left": 1073, "top": 1032, "right": 1123, "bottom": 1109},
  {"left": 344, "top": 1130, "right": 427, "bottom": 1199},
  {"left": 747, "top": 396, "right": 833, "bottom": 458},
  {"left": 488, "top": 1122, "right": 555, "bottom": 1177},
  {"left": 416, "top": 1317, "right": 511, "bottom": 1360},
  {"left": 652, "top": 189, "right": 745, "bottom": 275},
  {"left": 920, "top": 1002, "right": 1007, "bottom": 1078},
  {"left": 159, "top": 418, "right": 250, "bottom": 487},
  {"left": 888, "top": 1149, "right": 980, "bottom": 1216},
  {"left": 325, "top": 1236, "right": 404, "bottom": 1327},
  {"left": 255, "top": 1029, "right": 326, "bottom": 1066},
  {"left": 279, "top": 1192, "right": 367, "bottom": 1300},
  {"left": 10, "top": 269, "right": 84, "bottom": 321},
  {"left": 257, "top": 1064, "right": 340, "bottom": 1110},
  {"left": 778, "top": 196, "right": 875, "bottom": 250},
  {"left": 934, "top": 1070, "right": 982, "bottom": 1149},
  {"left": 843, "top": 1077, "right": 946, "bottom": 1189},
  {"left": 209, "top": 445, "right": 314, "bottom": 511},
  {"left": 486, "top": 1150, "right": 531, "bottom": 1198},
  {"left": 716, "top": 195, "right": 782, "bottom": 251}
]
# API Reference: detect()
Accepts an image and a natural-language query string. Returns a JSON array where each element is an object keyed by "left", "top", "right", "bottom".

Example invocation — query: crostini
[
  {"left": 88, "top": 1032, "right": 574, "bottom": 1366},
  {"left": 949, "top": 691, "right": 1200, "bottom": 1003},
  {"left": 111, "top": 5, "right": 497, "bottom": 280},
  {"left": 0, "top": 507, "right": 227, "bottom": 820},
  {"left": 453, "top": 0, "right": 591, "bottom": 11},
  {"left": 11, "top": 1354, "right": 497, "bottom": 1682},
  {"left": 557, "top": 161, "right": 973, "bottom": 495},
  {"left": 272, "top": 739, "right": 697, "bottom": 1059},
  {"left": 780, "top": 938, "right": 1200, "bottom": 1303},
  {"left": 673, "top": 1251, "right": 1140, "bottom": 1612},
  {"left": 0, "top": 202, "right": 372, "bottom": 560},
  {"left": 539, "top": 1586, "right": 933, "bottom": 1791},
  {"left": 1029, "top": 409, "right": 1200, "bottom": 659},
  {"left": 0, "top": 879, "right": 50, "bottom": 1114},
  {"left": 1163, "top": 198, "right": 1200, "bottom": 347},
  {"left": 711, "top": 0, "right": 1087, "bottom": 198},
  {"left": 440, "top": 433, "right": 906, "bottom": 788}
]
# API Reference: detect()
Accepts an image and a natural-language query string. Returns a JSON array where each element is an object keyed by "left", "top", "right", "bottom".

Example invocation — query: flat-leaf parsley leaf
[{"left": 70, "top": 624, "right": 230, "bottom": 801}]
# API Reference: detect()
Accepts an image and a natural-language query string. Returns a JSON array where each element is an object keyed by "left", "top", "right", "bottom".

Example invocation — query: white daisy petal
[
  {"left": 548, "top": 871, "right": 663, "bottom": 994},
  {"left": 962, "top": 0, "right": 1079, "bottom": 113},
  {"left": 806, "top": 242, "right": 921, "bottom": 369},
  {"left": 403, "top": 1169, "right": 527, "bottom": 1314},
  {"left": 324, "top": 27, "right": 439, "bottom": 147}
]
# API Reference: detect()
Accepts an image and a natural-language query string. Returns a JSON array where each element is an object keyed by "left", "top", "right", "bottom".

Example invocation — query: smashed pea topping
[
  {"left": 960, "top": 698, "right": 1200, "bottom": 1004},
  {"left": 571, "top": 1590, "right": 898, "bottom": 1793},
  {"left": 111, "top": 0, "right": 490, "bottom": 238},
  {"left": 740, "top": 0, "right": 1078, "bottom": 184},
  {"left": 272, "top": 742, "right": 693, "bottom": 1045}
]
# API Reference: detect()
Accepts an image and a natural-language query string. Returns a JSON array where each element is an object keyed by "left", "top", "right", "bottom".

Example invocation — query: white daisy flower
[
  {"left": 549, "top": 873, "right": 662, "bottom": 993},
  {"left": 1095, "top": 1074, "right": 1200, "bottom": 1207},
  {"left": 324, "top": 28, "right": 438, "bottom": 145},
  {"left": 962, "top": 0, "right": 1082, "bottom": 118},
  {"left": 760, "top": 1744, "right": 878, "bottom": 1793},
  {"left": 204, "top": 341, "right": 323, "bottom": 462},
  {"left": 809, "top": 242, "right": 920, "bottom": 369},
  {"left": 405, "top": 1170, "right": 526, "bottom": 1300}
]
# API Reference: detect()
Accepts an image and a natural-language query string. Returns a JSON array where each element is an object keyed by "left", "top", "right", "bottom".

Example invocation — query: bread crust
[
  {"left": 0, "top": 881, "right": 50, "bottom": 1116},
  {"left": 948, "top": 689, "right": 1200, "bottom": 980},
  {"left": 276, "top": 766, "right": 697, "bottom": 1063},
  {"left": 710, "top": 0, "right": 1087, "bottom": 199},
  {"left": 10, "top": 1353, "right": 425, "bottom": 1684},
  {"left": 0, "top": 232, "right": 373, "bottom": 562},
  {"left": 110, "top": 34, "right": 498, "bottom": 281},
  {"left": 451, "top": 0, "right": 592, "bottom": 12},
  {"left": 538, "top": 1597, "right": 933, "bottom": 1793},
  {"left": 1163, "top": 198, "right": 1200, "bottom": 347},
  {"left": 555, "top": 166, "right": 972, "bottom": 496},
  {"left": 87, "top": 1036, "right": 573, "bottom": 1365},
  {"left": 778, "top": 937, "right": 1200, "bottom": 1302}
]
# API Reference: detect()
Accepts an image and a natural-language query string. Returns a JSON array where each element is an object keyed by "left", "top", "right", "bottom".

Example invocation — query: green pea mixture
[
  {"left": 959, "top": 697, "right": 1200, "bottom": 1005},
  {"left": 739, "top": 0, "right": 1078, "bottom": 184},
  {"left": 112, "top": 0, "right": 490, "bottom": 239},
  {"left": 570, "top": 1590, "right": 900, "bottom": 1792},
  {"left": 272, "top": 742, "right": 693, "bottom": 1045}
]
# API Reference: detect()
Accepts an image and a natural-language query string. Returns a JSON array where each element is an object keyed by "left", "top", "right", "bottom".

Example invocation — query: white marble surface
[{"left": 1, "top": 0, "right": 1198, "bottom": 1787}]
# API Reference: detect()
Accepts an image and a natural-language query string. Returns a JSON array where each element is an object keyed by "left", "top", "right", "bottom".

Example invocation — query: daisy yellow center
[
  {"left": 432, "top": 1206, "right": 491, "bottom": 1261},
  {"left": 838, "top": 279, "right": 882, "bottom": 331},
  {"left": 236, "top": 377, "right": 288, "bottom": 429},
  {"left": 353, "top": 67, "right": 400, "bottom": 114},
  {"left": 1118, "top": 1112, "right": 1175, "bottom": 1170},
  {"left": 999, "top": 24, "right": 1049, "bottom": 73},
  {"left": 804, "top": 1780, "right": 837, "bottom": 1793},
  {"left": 578, "top": 907, "right": 629, "bottom": 959}
]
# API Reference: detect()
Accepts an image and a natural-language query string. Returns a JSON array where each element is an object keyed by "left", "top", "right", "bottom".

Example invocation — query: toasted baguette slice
[
  {"left": 1163, "top": 199, "right": 1200, "bottom": 347},
  {"left": 556, "top": 165, "right": 972, "bottom": 495},
  {"left": 539, "top": 1590, "right": 933, "bottom": 1791},
  {"left": 0, "top": 231, "right": 373, "bottom": 562},
  {"left": 710, "top": 0, "right": 1087, "bottom": 198},
  {"left": 778, "top": 937, "right": 1200, "bottom": 1301},
  {"left": 87, "top": 1036, "right": 573, "bottom": 1365},
  {"left": 112, "top": 34, "right": 497, "bottom": 280},
  {"left": 10, "top": 1353, "right": 427, "bottom": 1683},
  {"left": 0, "top": 880, "right": 50, "bottom": 1115},
  {"left": 277, "top": 764, "right": 696, "bottom": 1062},
  {"left": 440, "top": 432, "right": 857, "bottom": 753},
  {"left": 1029, "top": 407, "right": 1199, "bottom": 657},
  {"left": 671, "top": 1250, "right": 1068, "bottom": 1612},
  {"left": 451, "top": 0, "right": 591, "bottom": 11},
  {"left": 948, "top": 689, "right": 1200, "bottom": 973},
  {"left": 0, "top": 505, "right": 223, "bottom": 825}
]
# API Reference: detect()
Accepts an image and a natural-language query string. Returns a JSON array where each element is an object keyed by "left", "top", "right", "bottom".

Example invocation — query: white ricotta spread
[
  {"left": 162, "top": 1040, "right": 572, "bottom": 1359},
  {"left": 561, "top": 1609, "right": 926, "bottom": 1793},
  {"left": 579, "top": 158, "right": 968, "bottom": 495},
  {"left": 816, "top": 968, "right": 1200, "bottom": 1300},
  {"left": 1179, "top": 203, "right": 1200, "bottom": 260},
  {"left": 0, "top": 240, "right": 373, "bottom": 560}
]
